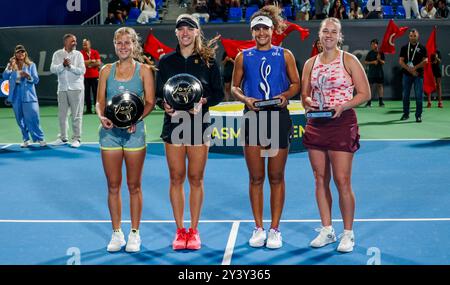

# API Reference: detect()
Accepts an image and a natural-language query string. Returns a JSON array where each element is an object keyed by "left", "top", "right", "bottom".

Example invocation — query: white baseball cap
[{"left": 250, "top": 16, "right": 273, "bottom": 29}]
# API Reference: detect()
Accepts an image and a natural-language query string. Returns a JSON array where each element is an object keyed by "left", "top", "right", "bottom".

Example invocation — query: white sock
[
  {"left": 343, "top": 229, "right": 354, "bottom": 235},
  {"left": 323, "top": 225, "right": 333, "bottom": 231}
]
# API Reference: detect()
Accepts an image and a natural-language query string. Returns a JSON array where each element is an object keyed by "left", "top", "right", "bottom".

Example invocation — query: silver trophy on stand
[{"left": 306, "top": 75, "right": 335, "bottom": 118}]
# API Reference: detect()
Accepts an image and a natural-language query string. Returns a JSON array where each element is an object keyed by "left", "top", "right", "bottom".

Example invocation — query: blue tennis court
[{"left": 0, "top": 140, "right": 449, "bottom": 265}]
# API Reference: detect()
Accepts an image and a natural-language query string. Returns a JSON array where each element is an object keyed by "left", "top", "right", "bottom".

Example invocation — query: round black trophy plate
[
  {"left": 163, "top": 73, "right": 203, "bottom": 111},
  {"left": 105, "top": 91, "right": 144, "bottom": 128}
]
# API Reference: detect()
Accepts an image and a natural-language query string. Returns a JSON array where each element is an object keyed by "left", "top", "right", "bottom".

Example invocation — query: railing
[{"left": 82, "top": 12, "right": 101, "bottom": 25}]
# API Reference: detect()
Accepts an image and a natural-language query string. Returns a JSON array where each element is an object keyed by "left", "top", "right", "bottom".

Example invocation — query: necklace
[{"left": 116, "top": 60, "right": 135, "bottom": 81}]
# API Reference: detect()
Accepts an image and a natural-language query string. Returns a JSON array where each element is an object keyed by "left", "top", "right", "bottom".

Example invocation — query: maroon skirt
[{"left": 303, "top": 109, "right": 360, "bottom": 153}]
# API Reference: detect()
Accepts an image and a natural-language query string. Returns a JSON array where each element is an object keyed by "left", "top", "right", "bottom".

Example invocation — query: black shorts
[
  {"left": 241, "top": 107, "right": 293, "bottom": 149},
  {"left": 161, "top": 111, "right": 211, "bottom": 145},
  {"left": 369, "top": 77, "right": 384, "bottom": 84}
]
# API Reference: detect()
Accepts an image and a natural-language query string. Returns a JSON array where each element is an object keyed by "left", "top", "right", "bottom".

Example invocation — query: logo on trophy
[
  {"left": 163, "top": 73, "right": 203, "bottom": 111},
  {"left": 253, "top": 58, "right": 282, "bottom": 109},
  {"left": 306, "top": 75, "right": 335, "bottom": 119},
  {"left": 105, "top": 91, "right": 144, "bottom": 128}
]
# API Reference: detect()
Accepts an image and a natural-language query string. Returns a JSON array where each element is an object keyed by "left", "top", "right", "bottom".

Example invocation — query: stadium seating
[
  {"left": 282, "top": 5, "right": 294, "bottom": 20},
  {"left": 383, "top": 5, "right": 395, "bottom": 18},
  {"left": 228, "top": 7, "right": 243, "bottom": 22},
  {"left": 125, "top": 7, "right": 141, "bottom": 24},
  {"left": 245, "top": 5, "right": 259, "bottom": 23},
  {"left": 396, "top": 5, "right": 406, "bottom": 18}
]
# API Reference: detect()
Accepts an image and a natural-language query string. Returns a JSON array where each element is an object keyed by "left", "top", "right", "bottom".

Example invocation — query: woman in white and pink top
[{"left": 300, "top": 17, "right": 370, "bottom": 253}]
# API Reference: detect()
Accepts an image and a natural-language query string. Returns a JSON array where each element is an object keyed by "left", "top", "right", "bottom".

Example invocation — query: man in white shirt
[{"left": 50, "top": 34, "right": 86, "bottom": 148}]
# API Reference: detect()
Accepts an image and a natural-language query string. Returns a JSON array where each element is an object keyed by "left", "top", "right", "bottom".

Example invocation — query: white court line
[
  {"left": 222, "top": 221, "right": 240, "bottom": 266},
  {"left": 1, "top": 218, "right": 450, "bottom": 223},
  {"left": 1, "top": 144, "right": 12, "bottom": 149},
  {"left": 0, "top": 141, "right": 164, "bottom": 145},
  {"left": 1, "top": 139, "right": 450, "bottom": 146},
  {"left": 360, "top": 138, "right": 450, "bottom": 141}
]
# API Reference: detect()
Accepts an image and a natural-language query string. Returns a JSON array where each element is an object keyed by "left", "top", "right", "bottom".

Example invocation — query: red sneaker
[
  {"left": 186, "top": 228, "right": 201, "bottom": 250},
  {"left": 438, "top": 102, "right": 443, "bottom": 108},
  {"left": 427, "top": 102, "right": 432, "bottom": 108},
  {"left": 172, "top": 228, "right": 187, "bottom": 250}
]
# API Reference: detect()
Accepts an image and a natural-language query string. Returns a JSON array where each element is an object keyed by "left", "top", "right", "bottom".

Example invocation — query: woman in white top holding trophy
[
  {"left": 301, "top": 17, "right": 370, "bottom": 253},
  {"left": 231, "top": 5, "right": 300, "bottom": 249}
]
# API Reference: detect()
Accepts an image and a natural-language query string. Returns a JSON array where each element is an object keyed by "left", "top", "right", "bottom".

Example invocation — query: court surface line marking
[
  {"left": 1, "top": 218, "right": 450, "bottom": 223},
  {"left": 222, "top": 221, "right": 240, "bottom": 265},
  {"left": 1, "top": 144, "right": 12, "bottom": 149},
  {"left": 1, "top": 138, "right": 450, "bottom": 146}
]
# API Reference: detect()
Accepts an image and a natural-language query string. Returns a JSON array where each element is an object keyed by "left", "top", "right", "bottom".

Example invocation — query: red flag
[
  {"left": 272, "top": 21, "right": 310, "bottom": 46},
  {"left": 379, "top": 19, "right": 408, "bottom": 54},
  {"left": 310, "top": 42, "right": 320, "bottom": 58},
  {"left": 143, "top": 31, "right": 174, "bottom": 61},
  {"left": 221, "top": 38, "right": 256, "bottom": 59},
  {"left": 423, "top": 26, "right": 437, "bottom": 95},
  {"left": 221, "top": 22, "right": 309, "bottom": 59}
]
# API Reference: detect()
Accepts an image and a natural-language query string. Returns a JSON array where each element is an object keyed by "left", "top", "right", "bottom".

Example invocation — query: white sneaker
[
  {"left": 125, "top": 230, "right": 141, "bottom": 253},
  {"left": 52, "top": 138, "right": 68, "bottom": 145},
  {"left": 337, "top": 230, "right": 355, "bottom": 253},
  {"left": 38, "top": 140, "right": 47, "bottom": 147},
  {"left": 310, "top": 226, "right": 337, "bottom": 248},
  {"left": 20, "top": 140, "right": 30, "bottom": 148},
  {"left": 71, "top": 140, "right": 81, "bottom": 148},
  {"left": 266, "top": 228, "right": 283, "bottom": 249},
  {"left": 249, "top": 227, "right": 266, "bottom": 247},
  {"left": 107, "top": 230, "right": 126, "bottom": 252}
]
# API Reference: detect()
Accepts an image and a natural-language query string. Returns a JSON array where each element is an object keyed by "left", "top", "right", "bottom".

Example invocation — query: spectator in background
[
  {"left": 402, "top": 0, "right": 421, "bottom": 19},
  {"left": 314, "top": 0, "right": 331, "bottom": 19},
  {"left": 348, "top": 0, "right": 363, "bottom": 19},
  {"left": 107, "top": 0, "right": 127, "bottom": 24},
  {"left": 137, "top": 0, "right": 157, "bottom": 23},
  {"left": 2, "top": 45, "right": 46, "bottom": 148},
  {"left": 81, "top": 39, "right": 101, "bottom": 115},
  {"left": 364, "top": 39, "right": 385, "bottom": 107},
  {"left": 229, "top": 0, "right": 241, "bottom": 6},
  {"left": 365, "top": 0, "right": 383, "bottom": 18},
  {"left": 436, "top": 0, "right": 449, "bottom": 19},
  {"left": 310, "top": 38, "right": 323, "bottom": 57},
  {"left": 50, "top": 34, "right": 86, "bottom": 148},
  {"left": 426, "top": 50, "right": 443, "bottom": 108},
  {"left": 192, "top": 0, "right": 210, "bottom": 23},
  {"left": 209, "top": 0, "right": 228, "bottom": 22},
  {"left": 399, "top": 29, "right": 427, "bottom": 122},
  {"left": 245, "top": 0, "right": 264, "bottom": 7},
  {"left": 281, "top": 0, "right": 294, "bottom": 8},
  {"left": 221, "top": 51, "right": 234, "bottom": 101},
  {"left": 295, "top": 0, "right": 311, "bottom": 20},
  {"left": 420, "top": 0, "right": 437, "bottom": 18},
  {"left": 329, "top": 0, "right": 348, "bottom": 19},
  {"left": 179, "top": 0, "right": 189, "bottom": 8}
]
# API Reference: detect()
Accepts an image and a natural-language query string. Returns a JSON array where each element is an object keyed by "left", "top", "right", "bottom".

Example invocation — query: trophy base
[
  {"left": 306, "top": 109, "right": 336, "bottom": 119},
  {"left": 253, "top": 98, "right": 282, "bottom": 109}
]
